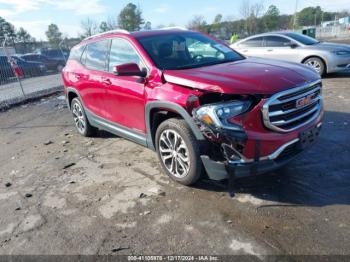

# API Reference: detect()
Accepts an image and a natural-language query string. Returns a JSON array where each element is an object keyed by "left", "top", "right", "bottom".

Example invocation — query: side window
[
  {"left": 85, "top": 40, "right": 110, "bottom": 71},
  {"left": 239, "top": 37, "right": 263, "bottom": 48},
  {"left": 265, "top": 36, "right": 291, "bottom": 47},
  {"left": 69, "top": 45, "right": 86, "bottom": 61},
  {"left": 108, "top": 38, "right": 143, "bottom": 72}
]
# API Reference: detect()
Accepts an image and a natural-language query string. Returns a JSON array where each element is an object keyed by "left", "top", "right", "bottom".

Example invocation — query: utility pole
[{"left": 293, "top": 0, "right": 299, "bottom": 30}]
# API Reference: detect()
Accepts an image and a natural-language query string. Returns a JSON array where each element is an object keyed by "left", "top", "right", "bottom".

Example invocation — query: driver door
[
  {"left": 263, "top": 36, "right": 300, "bottom": 63},
  {"left": 101, "top": 37, "right": 147, "bottom": 133}
]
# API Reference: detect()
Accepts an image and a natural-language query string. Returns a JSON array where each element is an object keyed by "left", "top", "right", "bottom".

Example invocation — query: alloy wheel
[
  {"left": 159, "top": 129, "right": 190, "bottom": 178},
  {"left": 72, "top": 102, "right": 86, "bottom": 134},
  {"left": 305, "top": 59, "right": 322, "bottom": 73}
]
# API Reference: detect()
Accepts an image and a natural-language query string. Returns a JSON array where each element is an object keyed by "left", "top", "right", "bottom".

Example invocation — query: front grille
[{"left": 262, "top": 80, "right": 322, "bottom": 132}]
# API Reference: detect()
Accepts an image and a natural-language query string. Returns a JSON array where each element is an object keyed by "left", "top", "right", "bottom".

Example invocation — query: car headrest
[{"left": 158, "top": 42, "right": 173, "bottom": 58}]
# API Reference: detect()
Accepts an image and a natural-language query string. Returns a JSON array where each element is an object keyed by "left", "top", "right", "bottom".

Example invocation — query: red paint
[{"left": 62, "top": 29, "right": 323, "bottom": 161}]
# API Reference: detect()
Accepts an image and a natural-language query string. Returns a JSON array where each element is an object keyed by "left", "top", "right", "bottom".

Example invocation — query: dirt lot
[{"left": 0, "top": 72, "right": 349, "bottom": 258}]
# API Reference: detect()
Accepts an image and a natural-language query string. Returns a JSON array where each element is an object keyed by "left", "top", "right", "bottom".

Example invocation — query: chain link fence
[{"left": 0, "top": 38, "right": 79, "bottom": 109}]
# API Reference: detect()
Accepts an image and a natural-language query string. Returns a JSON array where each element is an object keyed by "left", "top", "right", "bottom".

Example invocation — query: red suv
[{"left": 62, "top": 29, "right": 323, "bottom": 186}]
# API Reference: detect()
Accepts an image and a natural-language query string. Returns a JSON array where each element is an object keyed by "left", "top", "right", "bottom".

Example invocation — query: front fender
[{"left": 145, "top": 101, "right": 205, "bottom": 151}]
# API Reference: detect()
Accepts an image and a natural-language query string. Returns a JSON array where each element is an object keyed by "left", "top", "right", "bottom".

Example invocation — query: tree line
[
  {"left": 187, "top": 4, "right": 349, "bottom": 39},
  {"left": 0, "top": 2, "right": 349, "bottom": 48}
]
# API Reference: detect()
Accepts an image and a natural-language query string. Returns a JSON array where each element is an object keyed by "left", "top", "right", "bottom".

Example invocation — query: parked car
[
  {"left": 11, "top": 56, "right": 47, "bottom": 77},
  {"left": 231, "top": 32, "right": 350, "bottom": 76},
  {"left": 62, "top": 29, "right": 323, "bottom": 186},
  {"left": 36, "top": 48, "right": 68, "bottom": 61},
  {"left": 188, "top": 41, "right": 224, "bottom": 59},
  {"left": 21, "top": 53, "right": 65, "bottom": 72},
  {"left": 0, "top": 56, "right": 15, "bottom": 83}
]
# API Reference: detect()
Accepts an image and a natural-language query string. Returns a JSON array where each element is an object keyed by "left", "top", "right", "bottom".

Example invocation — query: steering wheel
[{"left": 192, "top": 54, "right": 204, "bottom": 62}]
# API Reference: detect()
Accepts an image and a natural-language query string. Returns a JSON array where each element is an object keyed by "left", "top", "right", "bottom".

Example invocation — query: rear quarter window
[
  {"left": 69, "top": 45, "right": 86, "bottom": 61},
  {"left": 83, "top": 40, "right": 110, "bottom": 71}
]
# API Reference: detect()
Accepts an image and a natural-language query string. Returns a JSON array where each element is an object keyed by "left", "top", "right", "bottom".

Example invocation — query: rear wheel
[
  {"left": 155, "top": 118, "right": 202, "bottom": 186},
  {"left": 71, "top": 98, "right": 97, "bottom": 137},
  {"left": 57, "top": 64, "right": 64, "bottom": 72},
  {"left": 303, "top": 57, "right": 326, "bottom": 76}
]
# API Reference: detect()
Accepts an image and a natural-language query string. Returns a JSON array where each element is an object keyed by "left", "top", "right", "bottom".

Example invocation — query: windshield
[
  {"left": 137, "top": 32, "right": 244, "bottom": 70},
  {"left": 285, "top": 33, "right": 320, "bottom": 45}
]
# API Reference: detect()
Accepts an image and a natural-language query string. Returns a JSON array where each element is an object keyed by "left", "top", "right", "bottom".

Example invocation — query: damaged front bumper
[
  {"left": 200, "top": 123, "right": 322, "bottom": 181},
  {"left": 201, "top": 138, "right": 300, "bottom": 180}
]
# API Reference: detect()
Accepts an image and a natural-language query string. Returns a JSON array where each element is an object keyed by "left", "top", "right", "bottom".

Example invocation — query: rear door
[
  {"left": 77, "top": 39, "right": 110, "bottom": 118},
  {"left": 101, "top": 37, "right": 147, "bottom": 133},
  {"left": 38, "top": 55, "right": 56, "bottom": 70},
  {"left": 236, "top": 36, "right": 264, "bottom": 57}
]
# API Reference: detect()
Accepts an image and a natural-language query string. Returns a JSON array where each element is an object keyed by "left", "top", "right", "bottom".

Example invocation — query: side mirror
[
  {"left": 113, "top": 63, "right": 147, "bottom": 77},
  {"left": 290, "top": 43, "right": 299, "bottom": 49}
]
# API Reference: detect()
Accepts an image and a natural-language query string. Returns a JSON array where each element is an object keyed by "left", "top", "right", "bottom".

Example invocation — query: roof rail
[
  {"left": 84, "top": 29, "right": 129, "bottom": 41},
  {"left": 159, "top": 26, "right": 188, "bottom": 31}
]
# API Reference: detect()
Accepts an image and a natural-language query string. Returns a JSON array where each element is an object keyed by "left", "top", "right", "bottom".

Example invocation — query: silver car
[{"left": 231, "top": 32, "right": 350, "bottom": 76}]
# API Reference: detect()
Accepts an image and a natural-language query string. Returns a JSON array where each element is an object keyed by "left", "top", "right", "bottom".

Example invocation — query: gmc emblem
[{"left": 296, "top": 95, "right": 313, "bottom": 108}]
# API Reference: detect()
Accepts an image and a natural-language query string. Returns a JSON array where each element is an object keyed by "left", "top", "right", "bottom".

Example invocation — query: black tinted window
[
  {"left": 85, "top": 40, "right": 109, "bottom": 71},
  {"left": 285, "top": 33, "right": 319, "bottom": 45},
  {"left": 24, "top": 55, "right": 35, "bottom": 60},
  {"left": 239, "top": 37, "right": 263, "bottom": 47},
  {"left": 265, "top": 36, "right": 291, "bottom": 47},
  {"left": 69, "top": 45, "right": 86, "bottom": 61},
  {"left": 108, "top": 38, "right": 142, "bottom": 72}
]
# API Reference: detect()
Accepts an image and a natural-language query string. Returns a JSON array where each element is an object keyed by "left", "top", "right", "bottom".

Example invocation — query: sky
[{"left": 0, "top": 0, "right": 349, "bottom": 40}]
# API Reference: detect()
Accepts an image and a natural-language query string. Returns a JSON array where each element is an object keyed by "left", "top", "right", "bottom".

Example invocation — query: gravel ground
[{"left": 0, "top": 72, "right": 349, "bottom": 258}]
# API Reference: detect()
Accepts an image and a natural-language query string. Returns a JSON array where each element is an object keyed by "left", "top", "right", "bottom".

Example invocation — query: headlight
[
  {"left": 193, "top": 100, "right": 251, "bottom": 131},
  {"left": 334, "top": 50, "right": 350, "bottom": 56}
]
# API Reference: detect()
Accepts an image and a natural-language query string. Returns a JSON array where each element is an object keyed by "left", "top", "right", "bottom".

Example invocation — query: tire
[
  {"left": 155, "top": 118, "right": 202, "bottom": 186},
  {"left": 303, "top": 57, "right": 326, "bottom": 76},
  {"left": 71, "top": 98, "right": 97, "bottom": 137},
  {"left": 57, "top": 64, "right": 64, "bottom": 72}
]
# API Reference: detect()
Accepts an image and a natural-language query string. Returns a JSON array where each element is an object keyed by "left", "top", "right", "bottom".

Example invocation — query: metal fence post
[
  {"left": 2, "top": 37, "right": 26, "bottom": 99},
  {"left": 59, "top": 38, "right": 68, "bottom": 63}
]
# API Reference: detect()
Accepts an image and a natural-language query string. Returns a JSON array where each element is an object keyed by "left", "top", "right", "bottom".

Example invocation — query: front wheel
[
  {"left": 155, "top": 118, "right": 202, "bottom": 186},
  {"left": 303, "top": 57, "right": 326, "bottom": 76}
]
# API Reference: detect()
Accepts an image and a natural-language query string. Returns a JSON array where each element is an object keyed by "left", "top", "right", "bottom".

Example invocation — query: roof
[
  {"left": 131, "top": 29, "right": 192, "bottom": 38},
  {"left": 81, "top": 28, "right": 192, "bottom": 43}
]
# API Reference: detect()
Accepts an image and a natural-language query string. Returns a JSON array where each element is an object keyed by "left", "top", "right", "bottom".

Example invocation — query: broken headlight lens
[{"left": 193, "top": 100, "right": 251, "bottom": 131}]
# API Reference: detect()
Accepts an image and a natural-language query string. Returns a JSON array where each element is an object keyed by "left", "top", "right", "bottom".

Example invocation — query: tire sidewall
[
  {"left": 71, "top": 98, "right": 89, "bottom": 136},
  {"left": 155, "top": 119, "right": 201, "bottom": 185}
]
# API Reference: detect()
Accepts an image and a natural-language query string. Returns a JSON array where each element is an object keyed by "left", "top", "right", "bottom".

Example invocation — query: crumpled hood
[{"left": 163, "top": 57, "right": 320, "bottom": 95}]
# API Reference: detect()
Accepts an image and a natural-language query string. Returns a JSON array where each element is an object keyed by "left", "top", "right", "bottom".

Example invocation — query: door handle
[
  {"left": 267, "top": 49, "right": 273, "bottom": 52},
  {"left": 102, "top": 78, "right": 112, "bottom": 86}
]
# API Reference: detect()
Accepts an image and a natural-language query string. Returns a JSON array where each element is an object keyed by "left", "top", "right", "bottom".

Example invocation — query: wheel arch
[
  {"left": 145, "top": 101, "right": 205, "bottom": 151},
  {"left": 66, "top": 87, "right": 81, "bottom": 110},
  {"left": 301, "top": 55, "right": 328, "bottom": 73}
]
